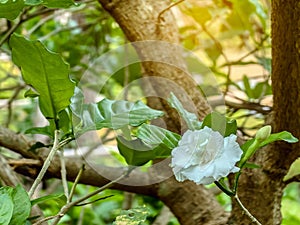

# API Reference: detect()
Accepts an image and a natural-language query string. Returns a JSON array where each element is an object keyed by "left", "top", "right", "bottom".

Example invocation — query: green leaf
[
  {"left": 113, "top": 206, "right": 150, "bottom": 225},
  {"left": 24, "top": 0, "right": 75, "bottom": 7},
  {"left": 0, "top": 0, "right": 25, "bottom": 20},
  {"left": 10, "top": 34, "right": 75, "bottom": 125},
  {"left": 186, "top": 6, "right": 212, "bottom": 25},
  {"left": 57, "top": 109, "right": 72, "bottom": 134},
  {"left": 243, "top": 75, "right": 254, "bottom": 99},
  {"left": 25, "top": 126, "right": 53, "bottom": 137},
  {"left": 9, "top": 185, "right": 31, "bottom": 225},
  {"left": 244, "top": 162, "right": 261, "bottom": 169},
  {"left": 71, "top": 88, "right": 164, "bottom": 133},
  {"left": 41, "top": 0, "right": 75, "bottom": 8},
  {"left": 241, "top": 139, "right": 255, "bottom": 152},
  {"left": 24, "top": 88, "right": 39, "bottom": 98},
  {"left": 137, "top": 124, "right": 180, "bottom": 157},
  {"left": 31, "top": 194, "right": 67, "bottom": 208},
  {"left": 25, "top": 109, "right": 71, "bottom": 138},
  {"left": 97, "top": 99, "right": 163, "bottom": 129},
  {"left": 253, "top": 81, "right": 272, "bottom": 99},
  {"left": 28, "top": 141, "right": 48, "bottom": 152},
  {"left": 117, "top": 136, "right": 155, "bottom": 166},
  {"left": 24, "top": 0, "right": 42, "bottom": 5},
  {"left": 0, "top": 187, "right": 14, "bottom": 225},
  {"left": 201, "top": 112, "right": 237, "bottom": 137},
  {"left": 239, "top": 131, "right": 298, "bottom": 168},
  {"left": 168, "top": 92, "right": 202, "bottom": 130},
  {"left": 224, "top": 0, "right": 256, "bottom": 34},
  {"left": 259, "top": 131, "right": 299, "bottom": 147}
]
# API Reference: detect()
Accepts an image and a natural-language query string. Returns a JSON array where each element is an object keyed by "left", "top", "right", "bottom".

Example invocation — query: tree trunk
[
  {"left": 97, "top": 1, "right": 229, "bottom": 225},
  {"left": 229, "top": 0, "right": 300, "bottom": 224},
  {"left": 97, "top": 0, "right": 211, "bottom": 132},
  {"left": 96, "top": 0, "right": 300, "bottom": 224}
]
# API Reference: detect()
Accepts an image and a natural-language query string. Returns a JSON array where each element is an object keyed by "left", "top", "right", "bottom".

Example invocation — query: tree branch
[{"left": 1, "top": 125, "right": 228, "bottom": 225}]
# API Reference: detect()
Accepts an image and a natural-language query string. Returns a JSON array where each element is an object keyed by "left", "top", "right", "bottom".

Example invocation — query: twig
[
  {"left": 5, "top": 84, "right": 24, "bottom": 127},
  {"left": 158, "top": 0, "right": 185, "bottom": 21},
  {"left": 59, "top": 149, "right": 69, "bottom": 199},
  {"left": 28, "top": 130, "right": 60, "bottom": 198},
  {"left": 25, "top": 8, "right": 55, "bottom": 21},
  {"left": 68, "top": 164, "right": 85, "bottom": 203},
  {"left": 32, "top": 164, "right": 85, "bottom": 225},
  {"left": 234, "top": 194, "right": 262, "bottom": 225},
  {"left": 33, "top": 19, "right": 97, "bottom": 41},
  {"left": 0, "top": 20, "right": 22, "bottom": 47},
  {"left": 26, "top": 12, "right": 58, "bottom": 37},
  {"left": 75, "top": 194, "right": 114, "bottom": 206},
  {"left": 33, "top": 215, "right": 58, "bottom": 225},
  {"left": 50, "top": 169, "right": 131, "bottom": 225},
  {"left": 8, "top": 158, "right": 41, "bottom": 168},
  {"left": 225, "top": 100, "right": 272, "bottom": 115}
]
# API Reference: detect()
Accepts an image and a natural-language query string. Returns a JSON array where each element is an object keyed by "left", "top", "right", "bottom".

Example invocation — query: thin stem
[
  {"left": 158, "top": 0, "right": 185, "bottom": 21},
  {"left": 214, "top": 181, "right": 234, "bottom": 197},
  {"left": 68, "top": 164, "right": 85, "bottom": 203},
  {"left": 75, "top": 194, "right": 114, "bottom": 206},
  {"left": 28, "top": 130, "right": 60, "bottom": 198},
  {"left": 0, "top": 20, "right": 21, "bottom": 47},
  {"left": 234, "top": 194, "right": 262, "bottom": 225},
  {"left": 73, "top": 170, "right": 129, "bottom": 207},
  {"left": 58, "top": 136, "right": 74, "bottom": 149},
  {"left": 233, "top": 172, "right": 241, "bottom": 194},
  {"left": 51, "top": 169, "right": 131, "bottom": 225},
  {"left": 59, "top": 149, "right": 69, "bottom": 199},
  {"left": 33, "top": 215, "right": 57, "bottom": 225}
]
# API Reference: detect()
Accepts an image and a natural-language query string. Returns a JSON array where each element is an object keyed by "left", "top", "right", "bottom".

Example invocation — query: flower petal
[{"left": 170, "top": 127, "right": 243, "bottom": 185}]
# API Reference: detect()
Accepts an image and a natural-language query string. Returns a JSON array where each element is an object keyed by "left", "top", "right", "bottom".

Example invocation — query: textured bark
[
  {"left": 97, "top": 0, "right": 299, "bottom": 224},
  {"left": 98, "top": 0, "right": 211, "bottom": 133},
  {"left": 95, "top": 1, "right": 227, "bottom": 225},
  {"left": 0, "top": 125, "right": 228, "bottom": 225},
  {"left": 157, "top": 177, "right": 228, "bottom": 225},
  {"left": 229, "top": 0, "right": 300, "bottom": 224},
  {"left": 1, "top": 1, "right": 298, "bottom": 225}
]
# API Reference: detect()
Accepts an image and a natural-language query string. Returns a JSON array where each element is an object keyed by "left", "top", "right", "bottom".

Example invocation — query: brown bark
[
  {"left": 229, "top": 0, "right": 300, "bottom": 224},
  {"left": 1, "top": 1, "right": 298, "bottom": 225},
  {"left": 0, "top": 125, "right": 228, "bottom": 225},
  {"left": 95, "top": 1, "right": 228, "bottom": 225},
  {"left": 97, "top": 0, "right": 211, "bottom": 133}
]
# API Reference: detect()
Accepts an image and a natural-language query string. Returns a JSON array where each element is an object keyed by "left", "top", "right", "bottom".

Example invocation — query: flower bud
[{"left": 255, "top": 125, "right": 272, "bottom": 142}]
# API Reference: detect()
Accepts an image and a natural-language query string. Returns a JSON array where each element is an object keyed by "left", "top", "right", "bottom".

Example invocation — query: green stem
[
  {"left": 50, "top": 168, "right": 132, "bottom": 225},
  {"left": 238, "top": 139, "right": 260, "bottom": 169},
  {"left": 59, "top": 149, "right": 69, "bottom": 199},
  {"left": 233, "top": 171, "right": 241, "bottom": 194},
  {"left": 214, "top": 181, "right": 234, "bottom": 197},
  {"left": 68, "top": 164, "right": 85, "bottom": 203},
  {"left": 28, "top": 130, "right": 60, "bottom": 198}
]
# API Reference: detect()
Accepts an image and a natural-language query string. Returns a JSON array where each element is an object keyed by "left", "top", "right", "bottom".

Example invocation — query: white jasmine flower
[{"left": 170, "top": 126, "right": 243, "bottom": 185}]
